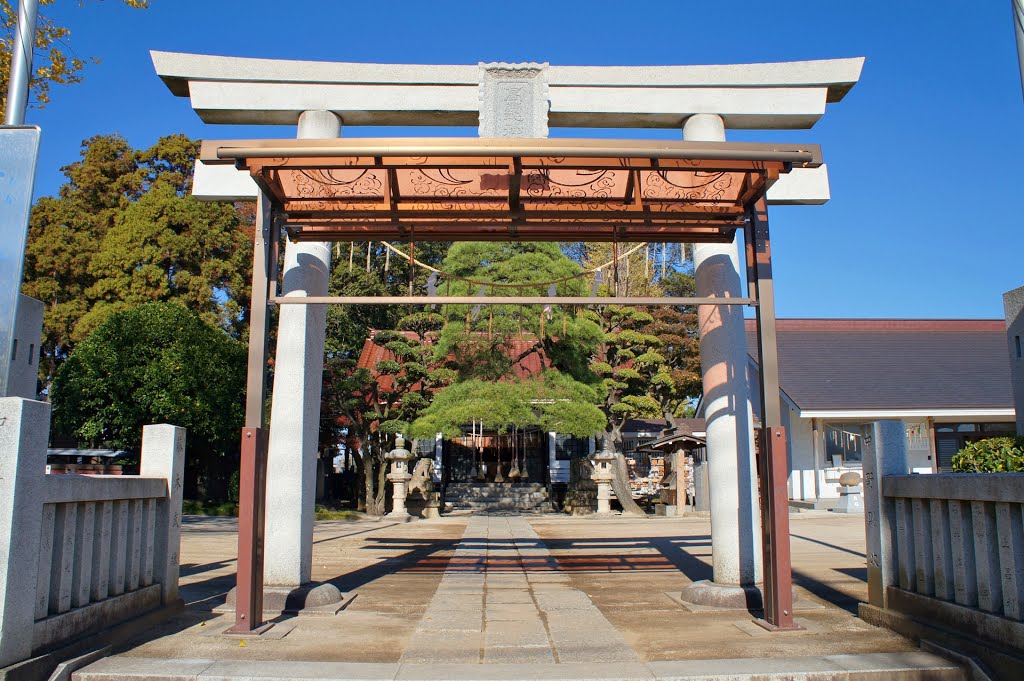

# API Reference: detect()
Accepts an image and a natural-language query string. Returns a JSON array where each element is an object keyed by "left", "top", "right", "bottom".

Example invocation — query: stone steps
[
  {"left": 73, "top": 652, "right": 967, "bottom": 680},
  {"left": 445, "top": 483, "right": 550, "bottom": 512}
]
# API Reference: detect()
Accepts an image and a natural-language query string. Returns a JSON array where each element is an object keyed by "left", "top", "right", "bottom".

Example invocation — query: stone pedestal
[{"left": 832, "top": 471, "right": 864, "bottom": 514}]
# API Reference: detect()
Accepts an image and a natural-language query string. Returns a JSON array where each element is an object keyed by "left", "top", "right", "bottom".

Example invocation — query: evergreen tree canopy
[
  {"left": 22, "top": 134, "right": 252, "bottom": 389},
  {"left": 408, "top": 373, "right": 605, "bottom": 441}
]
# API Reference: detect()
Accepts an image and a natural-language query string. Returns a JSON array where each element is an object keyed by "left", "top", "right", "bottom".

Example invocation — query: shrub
[
  {"left": 951, "top": 437, "right": 1024, "bottom": 473},
  {"left": 314, "top": 504, "right": 360, "bottom": 521}
]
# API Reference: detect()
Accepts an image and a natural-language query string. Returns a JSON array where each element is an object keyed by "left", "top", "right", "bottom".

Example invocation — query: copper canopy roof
[{"left": 202, "top": 137, "right": 821, "bottom": 243}]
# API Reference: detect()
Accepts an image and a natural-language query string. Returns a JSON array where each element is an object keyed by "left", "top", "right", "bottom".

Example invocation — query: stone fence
[
  {"left": 859, "top": 420, "right": 1024, "bottom": 676},
  {"left": 0, "top": 398, "right": 185, "bottom": 670},
  {"left": 880, "top": 473, "right": 1024, "bottom": 626}
]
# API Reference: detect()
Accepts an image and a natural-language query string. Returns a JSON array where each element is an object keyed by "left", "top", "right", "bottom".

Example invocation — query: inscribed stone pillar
[
  {"left": 264, "top": 110, "right": 340, "bottom": 587},
  {"left": 683, "top": 113, "right": 762, "bottom": 588},
  {"left": 862, "top": 420, "right": 908, "bottom": 607}
]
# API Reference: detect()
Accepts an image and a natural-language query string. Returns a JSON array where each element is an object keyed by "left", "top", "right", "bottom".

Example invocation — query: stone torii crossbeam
[{"left": 152, "top": 52, "right": 863, "bottom": 634}]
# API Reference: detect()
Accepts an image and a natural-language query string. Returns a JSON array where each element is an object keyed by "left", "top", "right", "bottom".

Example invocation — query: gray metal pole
[
  {"left": 4, "top": 0, "right": 40, "bottom": 125},
  {"left": 1014, "top": 0, "right": 1024, "bottom": 100}
]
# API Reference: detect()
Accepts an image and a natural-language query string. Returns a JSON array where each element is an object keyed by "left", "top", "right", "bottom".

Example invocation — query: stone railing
[
  {"left": 859, "top": 420, "right": 1024, "bottom": 675},
  {"left": 0, "top": 398, "right": 185, "bottom": 669},
  {"left": 879, "top": 473, "right": 1024, "bottom": 625}
]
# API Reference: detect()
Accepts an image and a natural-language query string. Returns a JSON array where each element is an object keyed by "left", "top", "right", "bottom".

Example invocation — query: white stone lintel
[{"left": 152, "top": 51, "right": 863, "bottom": 130}]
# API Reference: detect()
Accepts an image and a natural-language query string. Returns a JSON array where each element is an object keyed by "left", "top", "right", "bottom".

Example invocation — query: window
[
  {"left": 555, "top": 434, "right": 589, "bottom": 460},
  {"left": 413, "top": 438, "right": 435, "bottom": 458},
  {"left": 824, "top": 424, "right": 865, "bottom": 465},
  {"left": 934, "top": 422, "right": 1016, "bottom": 472},
  {"left": 621, "top": 436, "right": 656, "bottom": 455}
]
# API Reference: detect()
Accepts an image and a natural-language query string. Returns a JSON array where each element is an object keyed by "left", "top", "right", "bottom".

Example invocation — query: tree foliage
[
  {"left": 409, "top": 373, "right": 605, "bottom": 441},
  {"left": 1, "top": 0, "right": 149, "bottom": 113},
  {"left": 51, "top": 302, "right": 246, "bottom": 498},
  {"left": 22, "top": 134, "right": 252, "bottom": 391}
]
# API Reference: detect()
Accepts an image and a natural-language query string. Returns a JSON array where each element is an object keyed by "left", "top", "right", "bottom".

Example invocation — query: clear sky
[{"left": 22, "top": 0, "right": 1024, "bottom": 320}]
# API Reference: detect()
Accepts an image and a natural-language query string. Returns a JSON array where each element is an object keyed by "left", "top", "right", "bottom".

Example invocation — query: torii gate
[{"left": 153, "top": 53, "right": 863, "bottom": 635}]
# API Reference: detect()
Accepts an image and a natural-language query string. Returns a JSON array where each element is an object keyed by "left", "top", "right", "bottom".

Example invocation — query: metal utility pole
[
  {"left": 4, "top": 0, "right": 40, "bottom": 125},
  {"left": 1014, "top": 0, "right": 1024, "bottom": 100},
  {"left": 1, "top": 0, "right": 42, "bottom": 398}
]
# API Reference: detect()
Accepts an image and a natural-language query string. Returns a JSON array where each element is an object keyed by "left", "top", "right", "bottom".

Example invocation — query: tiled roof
[{"left": 745, "top": 319, "right": 1013, "bottom": 411}]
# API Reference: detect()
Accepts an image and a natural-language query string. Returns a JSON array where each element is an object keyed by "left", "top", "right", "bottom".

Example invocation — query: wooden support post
[
  {"left": 747, "top": 198, "right": 801, "bottom": 632},
  {"left": 226, "top": 192, "right": 274, "bottom": 635},
  {"left": 226, "top": 427, "right": 271, "bottom": 635}
]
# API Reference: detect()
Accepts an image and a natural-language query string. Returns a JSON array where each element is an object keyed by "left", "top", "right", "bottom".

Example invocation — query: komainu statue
[{"left": 406, "top": 458, "right": 441, "bottom": 518}]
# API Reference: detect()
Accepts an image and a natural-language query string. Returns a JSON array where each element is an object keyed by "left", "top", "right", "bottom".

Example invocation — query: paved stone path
[{"left": 399, "top": 515, "right": 638, "bottom": 664}]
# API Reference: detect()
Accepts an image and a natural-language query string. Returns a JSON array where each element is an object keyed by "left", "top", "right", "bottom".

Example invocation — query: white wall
[
  {"left": 787, "top": 416, "right": 947, "bottom": 500},
  {"left": 784, "top": 403, "right": 816, "bottom": 501}
]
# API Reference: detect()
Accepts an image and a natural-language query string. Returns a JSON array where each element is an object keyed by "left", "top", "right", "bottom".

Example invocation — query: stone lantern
[
  {"left": 386, "top": 436, "right": 415, "bottom": 519},
  {"left": 592, "top": 448, "right": 616, "bottom": 515}
]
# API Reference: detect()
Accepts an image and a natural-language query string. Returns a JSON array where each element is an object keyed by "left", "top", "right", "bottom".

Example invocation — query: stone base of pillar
[
  {"left": 679, "top": 579, "right": 764, "bottom": 610},
  {"left": 221, "top": 582, "right": 351, "bottom": 617},
  {"left": 678, "top": 579, "right": 802, "bottom": 612},
  {"left": 385, "top": 511, "right": 414, "bottom": 521}
]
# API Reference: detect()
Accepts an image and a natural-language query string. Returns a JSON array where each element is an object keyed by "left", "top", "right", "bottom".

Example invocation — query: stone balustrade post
[
  {"left": 139, "top": 424, "right": 186, "bottom": 607},
  {"left": 0, "top": 398, "right": 49, "bottom": 667},
  {"left": 862, "top": 420, "right": 908, "bottom": 608}
]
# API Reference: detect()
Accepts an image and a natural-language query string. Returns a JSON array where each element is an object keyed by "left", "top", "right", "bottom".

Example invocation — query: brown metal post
[
  {"left": 227, "top": 427, "right": 270, "bottom": 634},
  {"left": 226, "top": 191, "right": 274, "bottom": 635},
  {"left": 747, "top": 198, "right": 801, "bottom": 631}
]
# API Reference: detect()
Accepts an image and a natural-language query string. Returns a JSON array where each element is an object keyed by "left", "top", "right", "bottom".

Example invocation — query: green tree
[
  {"left": 583, "top": 304, "right": 670, "bottom": 515},
  {"left": 640, "top": 270, "right": 702, "bottom": 416},
  {"left": 22, "top": 133, "right": 253, "bottom": 391},
  {"left": 51, "top": 302, "right": 246, "bottom": 499},
  {"left": 321, "top": 312, "right": 454, "bottom": 515},
  {"left": 1, "top": 0, "right": 148, "bottom": 113},
  {"left": 408, "top": 373, "right": 605, "bottom": 442}
]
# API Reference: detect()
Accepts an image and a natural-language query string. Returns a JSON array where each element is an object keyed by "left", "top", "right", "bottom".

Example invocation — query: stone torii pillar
[
  {"left": 680, "top": 113, "right": 763, "bottom": 607},
  {"left": 262, "top": 110, "right": 344, "bottom": 610}
]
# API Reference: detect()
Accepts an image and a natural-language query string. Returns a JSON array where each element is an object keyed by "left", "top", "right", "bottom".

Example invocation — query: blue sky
[{"left": 23, "top": 0, "right": 1024, "bottom": 319}]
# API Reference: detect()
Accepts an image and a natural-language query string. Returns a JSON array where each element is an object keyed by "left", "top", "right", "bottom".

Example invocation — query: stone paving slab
[
  {"left": 484, "top": 619, "right": 549, "bottom": 648},
  {"left": 483, "top": 646, "right": 556, "bottom": 664},
  {"left": 74, "top": 653, "right": 963, "bottom": 680},
  {"left": 69, "top": 513, "right": 968, "bottom": 678}
]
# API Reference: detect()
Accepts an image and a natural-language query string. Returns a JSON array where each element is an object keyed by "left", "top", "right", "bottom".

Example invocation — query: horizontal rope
[{"left": 378, "top": 240, "right": 651, "bottom": 289}]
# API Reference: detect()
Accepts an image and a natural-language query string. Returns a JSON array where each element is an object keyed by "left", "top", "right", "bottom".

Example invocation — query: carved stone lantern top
[{"left": 386, "top": 436, "right": 414, "bottom": 463}]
